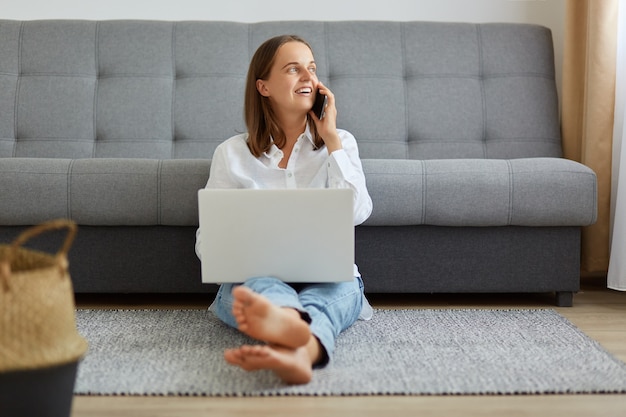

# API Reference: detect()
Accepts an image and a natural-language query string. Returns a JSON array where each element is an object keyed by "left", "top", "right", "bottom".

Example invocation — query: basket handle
[
  {"left": 0, "top": 219, "right": 77, "bottom": 290},
  {"left": 9, "top": 219, "right": 78, "bottom": 258}
]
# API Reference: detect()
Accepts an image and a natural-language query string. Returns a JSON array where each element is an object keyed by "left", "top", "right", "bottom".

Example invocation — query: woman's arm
[
  {"left": 310, "top": 83, "right": 373, "bottom": 225},
  {"left": 196, "top": 140, "right": 242, "bottom": 259},
  {"left": 326, "top": 131, "right": 373, "bottom": 226}
]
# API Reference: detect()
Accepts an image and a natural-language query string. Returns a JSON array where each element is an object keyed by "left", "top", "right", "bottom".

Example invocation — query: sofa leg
[{"left": 555, "top": 291, "right": 574, "bottom": 307}]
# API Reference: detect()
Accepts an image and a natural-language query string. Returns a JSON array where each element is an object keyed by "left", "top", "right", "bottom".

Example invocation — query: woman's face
[{"left": 256, "top": 41, "right": 319, "bottom": 118}]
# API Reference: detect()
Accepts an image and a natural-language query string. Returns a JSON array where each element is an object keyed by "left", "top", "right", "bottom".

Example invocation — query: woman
[{"left": 195, "top": 35, "right": 373, "bottom": 384}]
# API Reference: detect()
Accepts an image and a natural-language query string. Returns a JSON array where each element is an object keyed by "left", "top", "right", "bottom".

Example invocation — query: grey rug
[{"left": 74, "top": 308, "right": 626, "bottom": 396}]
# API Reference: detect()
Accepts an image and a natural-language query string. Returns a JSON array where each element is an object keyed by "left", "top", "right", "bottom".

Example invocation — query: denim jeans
[{"left": 210, "top": 276, "right": 370, "bottom": 367}]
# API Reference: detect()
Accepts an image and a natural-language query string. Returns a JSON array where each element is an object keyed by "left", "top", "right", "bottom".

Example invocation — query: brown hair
[{"left": 244, "top": 35, "right": 324, "bottom": 157}]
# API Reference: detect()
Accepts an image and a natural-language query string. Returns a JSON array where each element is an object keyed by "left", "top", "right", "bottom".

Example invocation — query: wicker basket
[{"left": 0, "top": 219, "right": 88, "bottom": 417}]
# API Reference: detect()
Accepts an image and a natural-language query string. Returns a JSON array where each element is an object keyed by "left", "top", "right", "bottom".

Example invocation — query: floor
[{"left": 72, "top": 277, "right": 626, "bottom": 417}]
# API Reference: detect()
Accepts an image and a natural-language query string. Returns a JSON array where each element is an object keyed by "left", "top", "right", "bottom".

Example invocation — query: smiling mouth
[{"left": 295, "top": 87, "right": 313, "bottom": 94}]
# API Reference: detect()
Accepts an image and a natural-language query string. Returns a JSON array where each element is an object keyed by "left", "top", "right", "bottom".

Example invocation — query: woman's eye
[
  {"left": 309, "top": 67, "right": 316, "bottom": 73},
  {"left": 289, "top": 67, "right": 298, "bottom": 73}
]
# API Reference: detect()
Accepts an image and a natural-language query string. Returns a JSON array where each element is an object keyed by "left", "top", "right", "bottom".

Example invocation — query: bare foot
[
  {"left": 231, "top": 286, "right": 311, "bottom": 349},
  {"left": 224, "top": 344, "right": 313, "bottom": 385}
]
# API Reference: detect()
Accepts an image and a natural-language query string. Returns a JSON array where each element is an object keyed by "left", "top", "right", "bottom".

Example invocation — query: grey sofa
[{"left": 0, "top": 20, "right": 597, "bottom": 306}]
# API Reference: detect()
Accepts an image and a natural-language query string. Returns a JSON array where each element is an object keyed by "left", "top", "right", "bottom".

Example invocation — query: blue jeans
[{"left": 210, "top": 276, "right": 367, "bottom": 368}]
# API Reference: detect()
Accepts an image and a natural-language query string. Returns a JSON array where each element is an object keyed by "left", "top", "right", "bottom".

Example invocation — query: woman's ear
[{"left": 256, "top": 79, "right": 270, "bottom": 97}]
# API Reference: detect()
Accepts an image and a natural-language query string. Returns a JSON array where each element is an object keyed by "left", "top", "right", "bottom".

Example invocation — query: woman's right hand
[{"left": 310, "top": 82, "right": 342, "bottom": 154}]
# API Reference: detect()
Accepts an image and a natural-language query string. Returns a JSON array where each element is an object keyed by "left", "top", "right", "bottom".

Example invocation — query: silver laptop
[{"left": 197, "top": 188, "right": 355, "bottom": 284}]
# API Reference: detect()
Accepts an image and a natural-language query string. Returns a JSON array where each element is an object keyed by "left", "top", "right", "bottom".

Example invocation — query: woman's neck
[{"left": 277, "top": 113, "right": 308, "bottom": 147}]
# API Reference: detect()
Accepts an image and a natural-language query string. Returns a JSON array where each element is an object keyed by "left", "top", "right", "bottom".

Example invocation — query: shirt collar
[
  {"left": 262, "top": 123, "right": 315, "bottom": 160},
  {"left": 302, "top": 123, "right": 316, "bottom": 146}
]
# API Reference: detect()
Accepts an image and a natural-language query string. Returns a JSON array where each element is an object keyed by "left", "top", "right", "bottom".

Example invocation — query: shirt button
[{"left": 287, "top": 172, "right": 293, "bottom": 178}]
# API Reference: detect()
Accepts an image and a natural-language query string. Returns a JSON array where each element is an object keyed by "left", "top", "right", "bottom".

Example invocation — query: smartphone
[{"left": 312, "top": 90, "right": 327, "bottom": 120}]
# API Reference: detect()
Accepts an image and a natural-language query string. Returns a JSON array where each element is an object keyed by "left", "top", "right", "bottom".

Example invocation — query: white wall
[
  {"left": 1, "top": 0, "right": 564, "bottom": 24},
  {"left": 2, "top": 0, "right": 566, "bottom": 92}
]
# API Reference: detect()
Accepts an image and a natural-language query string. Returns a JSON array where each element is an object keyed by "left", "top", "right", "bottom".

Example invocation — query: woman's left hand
[{"left": 309, "top": 81, "right": 342, "bottom": 153}]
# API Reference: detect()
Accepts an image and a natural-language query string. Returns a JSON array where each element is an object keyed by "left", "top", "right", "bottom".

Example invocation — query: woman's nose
[
  {"left": 303, "top": 74, "right": 318, "bottom": 86},
  {"left": 301, "top": 68, "right": 316, "bottom": 82}
]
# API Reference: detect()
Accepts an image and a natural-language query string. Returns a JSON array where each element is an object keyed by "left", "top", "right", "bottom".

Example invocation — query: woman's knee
[{"left": 299, "top": 278, "right": 364, "bottom": 328}]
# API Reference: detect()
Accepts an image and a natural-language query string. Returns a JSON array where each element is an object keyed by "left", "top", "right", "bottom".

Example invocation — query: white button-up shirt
[
  {"left": 203, "top": 125, "right": 372, "bottom": 225},
  {"left": 195, "top": 125, "right": 374, "bottom": 319}
]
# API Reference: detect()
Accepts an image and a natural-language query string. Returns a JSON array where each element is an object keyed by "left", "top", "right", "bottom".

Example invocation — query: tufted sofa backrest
[{"left": 0, "top": 20, "right": 561, "bottom": 160}]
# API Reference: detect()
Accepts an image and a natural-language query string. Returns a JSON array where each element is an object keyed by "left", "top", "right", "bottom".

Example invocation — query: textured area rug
[{"left": 74, "top": 309, "right": 626, "bottom": 396}]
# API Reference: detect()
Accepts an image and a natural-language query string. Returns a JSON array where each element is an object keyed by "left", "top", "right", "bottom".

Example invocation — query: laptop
[{"left": 197, "top": 188, "right": 355, "bottom": 284}]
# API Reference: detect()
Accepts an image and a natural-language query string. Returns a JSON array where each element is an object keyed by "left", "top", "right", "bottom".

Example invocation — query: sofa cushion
[
  {"left": 0, "top": 158, "right": 72, "bottom": 224},
  {"left": 0, "top": 158, "right": 210, "bottom": 226},
  {"left": 362, "top": 157, "right": 597, "bottom": 227}
]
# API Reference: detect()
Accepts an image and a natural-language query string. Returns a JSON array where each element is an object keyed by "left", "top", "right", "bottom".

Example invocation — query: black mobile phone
[{"left": 312, "top": 90, "right": 327, "bottom": 120}]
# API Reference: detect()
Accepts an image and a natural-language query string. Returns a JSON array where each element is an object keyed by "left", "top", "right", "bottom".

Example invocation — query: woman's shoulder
[
  {"left": 214, "top": 133, "right": 250, "bottom": 154},
  {"left": 218, "top": 133, "right": 249, "bottom": 147}
]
